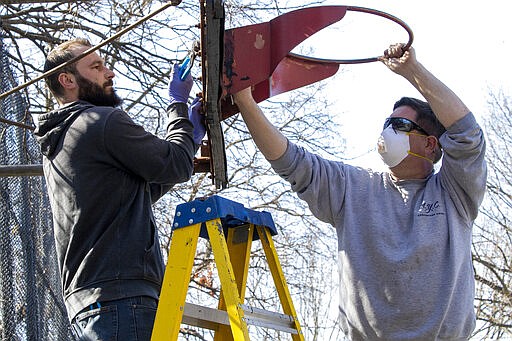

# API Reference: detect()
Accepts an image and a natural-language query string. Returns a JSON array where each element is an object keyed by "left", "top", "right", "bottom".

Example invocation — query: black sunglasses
[{"left": 383, "top": 117, "right": 429, "bottom": 136}]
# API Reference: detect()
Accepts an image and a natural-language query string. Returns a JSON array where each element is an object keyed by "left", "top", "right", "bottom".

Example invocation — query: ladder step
[
  {"left": 183, "top": 302, "right": 299, "bottom": 334},
  {"left": 241, "top": 304, "right": 299, "bottom": 334}
]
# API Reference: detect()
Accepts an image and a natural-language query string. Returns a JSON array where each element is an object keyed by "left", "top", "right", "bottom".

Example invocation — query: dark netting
[{"left": 0, "top": 37, "right": 74, "bottom": 340}]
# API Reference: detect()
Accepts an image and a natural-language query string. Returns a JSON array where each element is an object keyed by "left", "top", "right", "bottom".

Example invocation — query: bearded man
[{"left": 35, "top": 38, "right": 205, "bottom": 340}]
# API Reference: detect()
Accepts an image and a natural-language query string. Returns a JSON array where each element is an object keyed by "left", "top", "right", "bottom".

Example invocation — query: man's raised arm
[{"left": 233, "top": 88, "right": 289, "bottom": 161}]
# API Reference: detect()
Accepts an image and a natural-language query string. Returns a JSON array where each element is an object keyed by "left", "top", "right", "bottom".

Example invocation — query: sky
[{"left": 288, "top": 0, "right": 512, "bottom": 170}]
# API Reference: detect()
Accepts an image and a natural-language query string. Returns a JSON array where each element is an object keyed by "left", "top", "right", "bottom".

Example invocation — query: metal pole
[{"left": 0, "top": 165, "right": 43, "bottom": 177}]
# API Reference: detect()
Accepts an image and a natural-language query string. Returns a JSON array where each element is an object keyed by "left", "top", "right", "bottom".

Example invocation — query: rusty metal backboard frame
[
  {"left": 200, "top": 0, "right": 228, "bottom": 189},
  {"left": 218, "top": 5, "right": 413, "bottom": 121}
]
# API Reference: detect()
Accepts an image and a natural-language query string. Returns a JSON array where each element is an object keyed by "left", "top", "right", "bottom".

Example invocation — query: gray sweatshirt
[
  {"left": 270, "top": 113, "right": 486, "bottom": 340},
  {"left": 34, "top": 100, "right": 195, "bottom": 321}
]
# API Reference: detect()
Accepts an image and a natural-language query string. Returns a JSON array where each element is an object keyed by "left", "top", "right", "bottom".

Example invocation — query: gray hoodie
[
  {"left": 34, "top": 100, "right": 195, "bottom": 320},
  {"left": 270, "top": 113, "right": 486, "bottom": 340}
]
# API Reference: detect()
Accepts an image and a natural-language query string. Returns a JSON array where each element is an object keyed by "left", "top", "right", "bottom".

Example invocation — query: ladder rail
[
  {"left": 257, "top": 226, "right": 304, "bottom": 340},
  {"left": 205, "top": 219, "right": 251, "bottom": 340},
  {"left": 151, "top": 223, "right": 202, "bottom": 340},
  {"left": 214, "top": 224, "right": 254, "bottom": 341}
]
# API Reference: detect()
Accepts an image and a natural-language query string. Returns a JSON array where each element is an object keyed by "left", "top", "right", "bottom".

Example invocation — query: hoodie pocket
[{"left": 143, "top": 217, "right": 165, "bottom": 281}]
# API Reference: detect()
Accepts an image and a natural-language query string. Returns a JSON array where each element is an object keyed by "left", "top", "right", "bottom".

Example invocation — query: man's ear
[
  {"left": 58, "top": 72, "right": 76, "bottom": 90},
  {"left": 426, "top": 135, "right": 441, "bottom": 161},
  {"left": 425, "top": 135, "right": 438, "bottom": 150}
]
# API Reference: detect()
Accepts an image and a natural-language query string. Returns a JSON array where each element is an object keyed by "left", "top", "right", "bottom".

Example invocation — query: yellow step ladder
[{"left": 151, "top": 195, "right": 304, "bottom": 341}]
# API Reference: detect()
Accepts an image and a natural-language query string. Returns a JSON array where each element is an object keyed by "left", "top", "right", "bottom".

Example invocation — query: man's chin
[
  {"left": 75, "top": 75, "right": 122, "bottom": 107},
  {"left": 80, "top": 95, "right": 123, "bottom": 108}
]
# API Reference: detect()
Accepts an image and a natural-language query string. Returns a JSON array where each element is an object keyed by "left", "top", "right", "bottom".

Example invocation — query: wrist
[
  {"left": 401, "top": 61, "right": 426, "bottom": 84},
  {"left": 169, "top": 97, "right": 188, "bottom": 105},
  {"left": 167, "top": 102, "right": 189, "bottom": 119},
  {"left": 233, "top": 88, "right": 254, "bottom": 106}
]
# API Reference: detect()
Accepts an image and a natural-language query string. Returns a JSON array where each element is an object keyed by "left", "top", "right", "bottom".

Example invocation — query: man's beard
[{"left": 75, "top": 73, "right": 123, "bottom": 107}]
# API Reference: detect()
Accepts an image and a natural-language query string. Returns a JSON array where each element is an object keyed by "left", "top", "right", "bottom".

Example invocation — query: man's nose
[{"left": 105, "top": 68, "right": 115, "bottom": 79}]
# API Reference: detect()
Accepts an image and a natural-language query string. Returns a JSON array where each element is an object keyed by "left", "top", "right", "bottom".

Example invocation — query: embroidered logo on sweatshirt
[{"left": 418, "top": 200, "right": 445, "bottom": 217}]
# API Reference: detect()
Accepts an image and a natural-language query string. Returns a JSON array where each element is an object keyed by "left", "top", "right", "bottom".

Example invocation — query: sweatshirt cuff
[
  {"left": 446, "top": 112, "right": 476, "bottom": 134},
  {"left": 269, "top": 139, "right": 294, "bottom": 172},
  {"left": 166, "top": 102, "right": 188, "bottom": 120}
]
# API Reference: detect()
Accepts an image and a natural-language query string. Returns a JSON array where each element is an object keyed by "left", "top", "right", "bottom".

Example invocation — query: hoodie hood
[{"left": 34, "top": 101, "right": 94, "bottom": 157}]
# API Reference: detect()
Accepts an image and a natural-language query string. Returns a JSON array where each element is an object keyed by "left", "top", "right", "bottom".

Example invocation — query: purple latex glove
[
  {"left": 188, "top": 96, "right": 206, "bottom": 145},
  {"left": 168, "top": 62, "right": 193, "bottom": 105}
]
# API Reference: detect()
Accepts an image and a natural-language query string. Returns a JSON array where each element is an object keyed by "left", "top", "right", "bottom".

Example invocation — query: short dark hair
[
  {"left": 393, "top": 97, "right": 446, "bottom": 138},
  {"left": 44, "top": 38, "right": 92, "bottom": 97},
  {"left": 393, "top": 97, "right": 445, "bottom": 163}
]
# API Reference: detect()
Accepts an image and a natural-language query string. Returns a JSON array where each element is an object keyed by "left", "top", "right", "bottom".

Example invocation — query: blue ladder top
[{"left": 172, "top": 195, "right": 277, "bottom": 240}]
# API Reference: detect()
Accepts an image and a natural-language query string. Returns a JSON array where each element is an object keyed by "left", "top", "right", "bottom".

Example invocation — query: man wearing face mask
[
  {"left": 232, "top": 43, "right": 487, "bottom": 340},
  {"left": 34, "top": 38, "right": 206, "bottom": 340}
]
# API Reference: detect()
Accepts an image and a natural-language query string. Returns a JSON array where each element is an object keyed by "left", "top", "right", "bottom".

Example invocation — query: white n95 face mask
[{"left": 377, "top": 126, "right": 410, "bottom": 167}]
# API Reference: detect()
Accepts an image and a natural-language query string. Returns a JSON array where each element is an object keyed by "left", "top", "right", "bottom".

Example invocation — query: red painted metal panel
[
  {"left": 263, "top": 55, "right": 339, "bottom": 100},
  {"left": 222, "top": 22, "right": 271, "bottom": 97},
  {"left": 221, "top": 6, "right": 347, "bottom": 100},
  {"left": 268, "top": 6, "right": 347, "bottom": 71}
]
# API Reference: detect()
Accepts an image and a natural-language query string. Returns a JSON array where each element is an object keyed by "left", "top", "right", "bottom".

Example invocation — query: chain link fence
[{"left": 0, "top": 37, "right": 74, "bottom": 341}]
